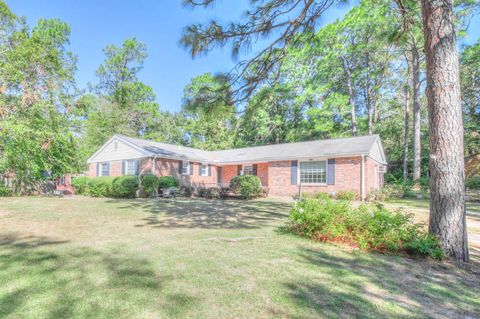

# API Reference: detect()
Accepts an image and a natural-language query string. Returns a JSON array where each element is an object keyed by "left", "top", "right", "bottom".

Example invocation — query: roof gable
[{"left": 87, "top": 136, "right": 151, "bottom": 163}]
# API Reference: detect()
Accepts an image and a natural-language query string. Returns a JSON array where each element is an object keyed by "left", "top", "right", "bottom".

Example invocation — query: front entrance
[{"left": 217, "top": 167, "right": 223, "bottom": 185}]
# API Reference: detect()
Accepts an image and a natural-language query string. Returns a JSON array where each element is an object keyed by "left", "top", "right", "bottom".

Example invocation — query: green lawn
[{"left": 0, "top": 196, "right": 479, "bottom": 318}]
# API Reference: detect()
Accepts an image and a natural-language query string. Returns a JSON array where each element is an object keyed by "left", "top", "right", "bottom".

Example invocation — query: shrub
[
  {"left": 335, "top": 190, "right": 356, "bottom": 201},
  {"left": 197, "top": 187, "right": 208, "bottom": 197},
  {"left": 288, "top": 197, "right": 443, "bottom": 259},
  {"left": 87, "top": 177, "right": 115, "bottom": 197},
  {"left": 158, "top": 176, "right": 179, "bottom": 189},
  {"left": 179, "top": 185, "right": 193, "bottom": 197},
  {"left": 71, "top": 176, "right": 89, "bottom": 195},
  {"left": 466, "top": 176, "right": 480, "bottom": 190},
  {"left": 230, "top": 175, "right": 261, "bottom": 199},
  {"left": 112, "top": 176, "right": 139, "bottom": 198},
  {"left": 206, "top": 187, "right": 220, "bottom": 199},
  {"left": 0, "top": 182, "right": 12, "bottom": 197},
  {"left": 141, "top": 174, "right": 159, "bottom": 196},
  {"left": 219, "top": 187, "right": 230, "bottom": 199}
]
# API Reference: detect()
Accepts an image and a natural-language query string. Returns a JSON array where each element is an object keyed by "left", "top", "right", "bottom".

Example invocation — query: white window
[
  {"left": 243, "top": 165, "right": 253, "bottom": 175},
  {"left": 100, "top": 163, "right": 109, "bottom": 176},
  {"left": 126, "top": 160, "right": 137, "bottom": 175},
  {"left": 181, "top": 161, "right": 190, "bottom": 175},
  {"left": 200, "top": 164, "right": 208, "bottom": 176},
  {"left": 300, "top": 161, "right": 326, "bottom": 184}
]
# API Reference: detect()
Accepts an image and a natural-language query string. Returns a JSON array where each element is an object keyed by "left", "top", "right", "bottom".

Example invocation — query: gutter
[{"left": 361, "top": 154, "right": 366, "bottom": 201}]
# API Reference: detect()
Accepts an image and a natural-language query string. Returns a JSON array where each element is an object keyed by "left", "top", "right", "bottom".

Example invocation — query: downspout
[
  {"left": 151, "top": 156, "right": 157, "bottom": 175},
  {"left": 361, "top": 154, "right": 366, "bottom": 201}
]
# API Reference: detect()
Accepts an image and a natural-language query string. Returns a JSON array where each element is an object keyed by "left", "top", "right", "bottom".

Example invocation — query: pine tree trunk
[
  {"left": 421, "top": 0, "right": 468, "bottom": 261},
  {"left": 341, "top": 56, "right": 357, "bottom": 136},
  {"left": 412, "top": 45, "right": 421, "bottom": 181},
  {"left": 403, "top": 83, "right": 410, "bottom": 181}
]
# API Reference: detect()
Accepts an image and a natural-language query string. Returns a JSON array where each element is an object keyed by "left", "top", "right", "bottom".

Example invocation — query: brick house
[{"left": 87, "top": 134, "right": 387, "bottom": 199}]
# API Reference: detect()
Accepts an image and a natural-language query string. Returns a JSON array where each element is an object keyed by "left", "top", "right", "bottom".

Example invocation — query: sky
[{"left": 6, "top": 0, "right": 480, "bottom": 112}]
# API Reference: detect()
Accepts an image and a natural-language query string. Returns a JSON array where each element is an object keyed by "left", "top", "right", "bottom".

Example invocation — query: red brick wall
[
  {"left": 365, "top": 156, "right": 384, "bottom": 193},
  {"left": 220, "top": 163, "right": 268, "bottom": 186},
  {"left": 221, "top": 165, "right": 239, "bottom": 185},
  {"left": 110, "top": 161, "right": 122, "bottom": 176},
  {"left": 88, "top": 163, "right": 96, "bottom": 177},
  {"left": 257, "top": 163, "right": 269, "bottom": 186},
  {"left": 267, "top": 157, "right": 364, "bottom": 197},
  {"left": 149, "top": 158, "right": 217, "bottom": 187}
]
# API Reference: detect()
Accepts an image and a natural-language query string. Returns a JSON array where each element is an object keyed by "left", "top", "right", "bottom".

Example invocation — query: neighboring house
[
  {"left": 55, "top": 174, "right": 75, "bottom": 195},
  {"left": 87, "top": 134, "right": 387, "bottom": 199}
]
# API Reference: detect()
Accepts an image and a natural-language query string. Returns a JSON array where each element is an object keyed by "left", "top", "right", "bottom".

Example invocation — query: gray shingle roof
[{"left": 116, "top": 134, "right": 380, "bottom": 164}]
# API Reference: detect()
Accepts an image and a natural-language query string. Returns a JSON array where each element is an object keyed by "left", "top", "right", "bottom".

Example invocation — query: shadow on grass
[
  {"left": 280, "top": 247, "right": 480, "bottom": 318},
  {"left": 107, "top": 198, "right": 292, "bottom": 229},
  {"left": 0, "top": 234, "right": 196, "bottom": 318}
]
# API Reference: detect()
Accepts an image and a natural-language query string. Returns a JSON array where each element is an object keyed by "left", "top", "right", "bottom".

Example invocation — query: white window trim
[
  {"left": 242, "top": 164, "right": 253, "bottom": 176},
  {"left": 125, "top": 160, "right": 137, "bottom": 176},
  {"left": 298, "top": 159, "right": 328, "bottom": 185},
  {"left": 200, "top": 163, "right": 208, "bottom": 176},
  {"left": 100, "top": 163, "right": 109, "bottom": 177},
  {"left": 181, "top": 160, "right": 190, "bottom": 175}
]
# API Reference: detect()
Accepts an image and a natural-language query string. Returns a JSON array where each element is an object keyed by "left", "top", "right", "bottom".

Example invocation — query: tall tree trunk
[
  {"left": 412, "top": 44, "right": 422, "bottom": 182},
  {"left": 341, "top": 56, "right": 357, "bottom": 136},
  {"left": 421, "top": 0, "right": 468, "bottom": 261},
  {"left": 365, "top": 50, "right": 374, "bottom": 135},
  {"left": 403, "top": 82, "right": 410, "bottom": 181}
]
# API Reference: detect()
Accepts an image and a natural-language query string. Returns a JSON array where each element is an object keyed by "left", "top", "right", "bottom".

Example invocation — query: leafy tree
[
  {"left": 181, "top": 73, "right": 236, "bottom": 150},
  {"left": 460, "top": 40, "right": 480, "bottom": 156}
]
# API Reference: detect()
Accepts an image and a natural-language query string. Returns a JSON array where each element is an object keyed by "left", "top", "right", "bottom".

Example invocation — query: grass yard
[{"left": 0, "top": 196, "right": 479, "bottom": 318}]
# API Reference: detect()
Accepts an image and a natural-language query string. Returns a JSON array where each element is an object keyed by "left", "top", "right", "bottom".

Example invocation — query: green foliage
[
  {"left": 230, "top": 175, "right": 261, "bottom": 200},
  {"left": 466, "top": 176, "right": 480, "bottom": 190},
  {"left": 0, "top": 182, "right": 12, "bottom": 197},
  {"left": 288, "top": 197, "right": 443, "bottom": 259},
  {"left": 335, "top": 190, "right": 356, "bottom": 201},
  {"left": 112, "top": 176, "right": 139, "bottom": 198},
  {"left": 141, "top": 174, "right": 159, "bottom": 196},
  {"left": 179, "top": 185, "right": 194, "bottom": 197},
  {"left": 158, "top": 176, "right": 179, "bottom": 189},
  {"left": 71, "top": 176, "right": 89, "bottom": 195},
  {"left": 87, "top": 177, "right": 115, "bottom": 197}
]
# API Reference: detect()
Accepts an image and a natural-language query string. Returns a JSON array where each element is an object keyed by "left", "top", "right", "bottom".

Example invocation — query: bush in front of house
[
  {"left": 158, "top": 176, "right": 179, "bottom": 189},
  {"left": 466, "top": 176, "right": 480, "bottom": 190},
  {"left": 179, "top": 185, "right": 193, "bottom": 197},
  {"left": 206, "top": 187, "right": 220, "bottom": 199},
  {"left": 111, "top": 176, "right": 139, "bottom": 198},
  {"left": 0, "top": 181, "right": 12, "bottom": 196},
  {"left": 288, "top": 196, "right": 443, "bottom": 259},
  {"left": 87, "top": 177, "right": 115, "bottom": 197},
  {"left": 335, "top": 190, "right": 356, "bottom": 201},
  {"left": 141, "top": 174, "right": 159, "bottom": 197},
  {"left": 230, "top": 175, "right": 262, "bottom": 199},
  {"left": 71, "top": 176, "right": 90, "bottom": 195}
]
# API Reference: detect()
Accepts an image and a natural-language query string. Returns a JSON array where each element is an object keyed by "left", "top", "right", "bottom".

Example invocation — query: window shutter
[
  {"left": 199, "top": 164, "right": 202, "bottom": 176},
  {"left": 291, "top": 161, "right": 298, "bottom": 185},
  {"left": 179, "top": 161, "right": 183, "bottom": 174},
  {"left": 253, "top": 164, "right": 258, "bottom": 176},
  {"left": 208, "top": 165, "right": 211, "bottom": 176},
  {"left": 135, "top": 160, "right": 139, "bottom": 176},
  {"left": 122, "top": 160, "right": 126, "bottom": 175},
  {"left": 96, "top": 163, "right": 99, "bottom": 176},
  {"left": 106, "top": 162, "right": 110, "bottom": 176},
  {"left": 237, "top": 165, "right": 242, "bottom": 176},
  {"left": 189, "top": 162, "right": 193, "bottom": 175},
  {"left": 327, "top": 159, "right": 335, "bottom": 185}
]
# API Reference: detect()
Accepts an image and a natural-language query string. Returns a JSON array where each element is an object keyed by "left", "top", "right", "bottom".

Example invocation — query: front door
[{"left": 217, "top": 167, "right": 223, "bottom": 185}]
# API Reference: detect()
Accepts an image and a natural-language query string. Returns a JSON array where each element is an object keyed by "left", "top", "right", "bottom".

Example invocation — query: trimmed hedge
[
  {"left": 71, "top": 176, "right": 89, "bottom": 195},
  {"left": 141, "top": 174, "right": 159, "bottom": 196},
  {"left": 230, "top": 175, "right": 261, "bottom": 199},
  {"left": 466, "top": 176, "right": 480, "bottom": 190},
  {"left": 158, "top": 176, "right": 179, "bottom": 189},
  {"left": 87, "top": 177, "right": 115, "bottom": 197},
  {"left": 112, "top": 176, "right": 138, "bottom": 198},
  {"left": 288, "top": 196, "right": 443, "bottom": 259}
]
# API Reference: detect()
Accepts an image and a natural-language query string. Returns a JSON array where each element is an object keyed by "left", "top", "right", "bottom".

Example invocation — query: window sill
[{"left": 299, "top": 183, "right": 328, "bottom": 186}]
